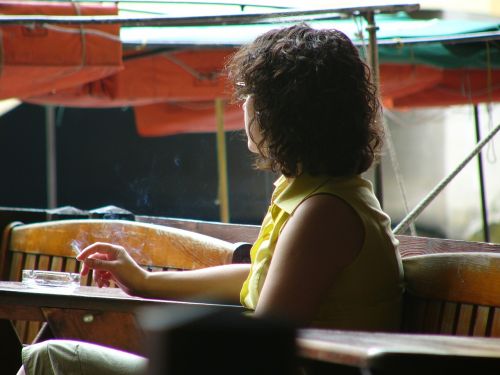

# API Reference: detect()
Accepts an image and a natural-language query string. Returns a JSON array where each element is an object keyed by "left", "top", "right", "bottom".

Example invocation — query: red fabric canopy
[
  {"left": 2, "top": 2, "right": 498, "bottom": 137},
  {"left": 134, "top": 102, "right": 244, "bottom": 137},
  {"left": 26, "top": 49, "right": 232, "bottom": 107},
  {"left": 28, "top": 49, "right": 500, "bottom": 108},
  {"left": 380, "top": 64, "right": 500, "bottom": 108},
  {"left": 23, "top": 50, "right": 500, "bottom": 136},
  {"left": 0, "top": 1, "right": 122, "bottom": 100}
]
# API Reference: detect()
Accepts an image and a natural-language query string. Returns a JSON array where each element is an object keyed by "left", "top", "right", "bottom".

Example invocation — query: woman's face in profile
[{"left": 243, "top": 95, "right": 263, "bottom": 154}]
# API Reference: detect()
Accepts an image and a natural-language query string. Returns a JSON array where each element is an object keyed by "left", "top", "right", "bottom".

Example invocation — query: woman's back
[{"left": 241, "top": 173, "right": 403, "bottom": 331}]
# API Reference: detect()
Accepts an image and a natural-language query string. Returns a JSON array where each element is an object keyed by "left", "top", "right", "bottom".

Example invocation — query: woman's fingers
[
  {"left": 83, "top": 256, "right": 116, "bottom": 272},
  {"left": 75, "top": 242, "right": 144, "bottom": 293},
  {"left": 80, "top": 252, "right": 110, "bottom": 276},
  {"left": 77, "top": 243, "right": 127, "bottom": 276},
  {"left": 93, "top": 269, "right": 113, "bottom": 288},
  {"left": 96, "top": 274, "right": 110, "bottom": 288},
  {"left": 76, "top": 242, "right": 122, "bottom": 262}
]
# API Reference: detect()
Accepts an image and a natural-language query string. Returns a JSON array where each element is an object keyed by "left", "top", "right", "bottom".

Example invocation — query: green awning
[{"left": 121, "top": 11, "right": 499, "bottom": 69}]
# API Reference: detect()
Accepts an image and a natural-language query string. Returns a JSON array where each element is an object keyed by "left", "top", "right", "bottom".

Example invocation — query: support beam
[
  {"left": 365, "top": 11, "right": 383, "bottom": 208},
  {"left": 473, "top": 104, "right": 490, "bottom": 242},
  {"left": 45, "top": 106, "right": 57, "bottom": 209},
  {"left": 215, "top": 98, "right": 230, "bottom": 223}
]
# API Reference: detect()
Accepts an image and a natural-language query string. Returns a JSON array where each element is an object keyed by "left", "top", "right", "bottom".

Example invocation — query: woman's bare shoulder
[{"left": 284, "top": 193, "right": 364, "bottom": 257}]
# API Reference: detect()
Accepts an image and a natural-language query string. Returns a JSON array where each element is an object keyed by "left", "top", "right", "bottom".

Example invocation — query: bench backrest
[
  {"left": 1, "top": 219, "right": 240, "bottom": 282},
  {"left": 4, "top": 218, "right": 500, "bottom": 342},
  {"left": 402, "top": 252, "right": 500, "bottom": 337}
]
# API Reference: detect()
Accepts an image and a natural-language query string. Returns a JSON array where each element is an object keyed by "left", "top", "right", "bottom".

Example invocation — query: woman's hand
[{"left": 76, "top": 242, "right": 148, "bottom": 296}]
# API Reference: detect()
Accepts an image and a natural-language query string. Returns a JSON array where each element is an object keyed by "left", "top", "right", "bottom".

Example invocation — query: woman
[{"left": 19, "top": 24, "right": 403, "bottom": 375}]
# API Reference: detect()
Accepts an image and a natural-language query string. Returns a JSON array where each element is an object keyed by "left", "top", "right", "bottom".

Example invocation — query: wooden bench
[
  {"left": 395, "top": 235, "right": 500, "bottom": 337},
  {"left": 0, "top": 218, "right": 251, "bottom": 344},
  {"left": 402, "top": 252, "right": 500, "bottom": 337},
  {"left": 2, "top": 216, "right": 500, "bottom": 346}
]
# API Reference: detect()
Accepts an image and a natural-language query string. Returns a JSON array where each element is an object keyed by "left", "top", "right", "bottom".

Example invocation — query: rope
[
  {"left": 486, "top": 104, "right": 497, "bottom": 163},
  {"left": 71, "top": 1, "right": 87, "bottom": 72},
  {"left": 352, "top": 15, "right": 367, "bottom": 60},
  {"left": 353, "top": 14, "right": 415, "bottom": 234},
  {"left": 383, "top": 113, "right": 417, "bottom": 235},
  {"left": 484, "top": 44, "right": 497, "bottom": 164},
  {"left": 486, "top": 42, "right": 493, "bottom": 104},
  {"left": 43, "top": 23, "right": 122, "bottom": 42},
  {"left": 393, "top": 121, "right": 500, "bottom": 235},
  {"left": 163, "top": 52, "right": 221, "bottom": 81}
]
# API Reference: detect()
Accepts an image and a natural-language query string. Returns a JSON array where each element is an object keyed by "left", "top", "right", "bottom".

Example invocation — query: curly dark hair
[{"left": 226, "top": 24, "right": 383, "bottom": 177}]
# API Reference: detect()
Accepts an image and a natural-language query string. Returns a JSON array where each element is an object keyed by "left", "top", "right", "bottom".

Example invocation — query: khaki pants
[{"left": 22, "top": 340, "right": 147, "bottom": 375}]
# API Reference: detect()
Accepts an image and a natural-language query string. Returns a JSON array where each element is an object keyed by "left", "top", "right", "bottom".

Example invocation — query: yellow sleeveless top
[{"left": 240, "top": 173, "right": 404, "bottom": 331}]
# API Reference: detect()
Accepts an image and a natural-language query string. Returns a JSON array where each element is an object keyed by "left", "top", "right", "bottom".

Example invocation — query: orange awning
[
  {"left": 26, "top": 49, "right": 233, "bottom": 107},
  {"left": 133, "top": 101, "right": 244, "bottom": 137},
  {"left": 380, "top": 64, "right": 500, "bottom": 109},
  {"left": 26, "top": 50, "right": 499, "bottom": 109},
  {"left": 0, "top": 1, "right": 122, "bottom": 100},
  {"left": 1, "top": 1, "right": 495, "bottom": 137}
]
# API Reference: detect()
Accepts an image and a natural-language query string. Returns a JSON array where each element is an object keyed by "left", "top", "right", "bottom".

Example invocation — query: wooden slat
[
  {"left": 24, "top": 254, "right": 37, "bottom": 271},
  {"left": 489, "top": 308, "right": 500, "bottom": 337},
  {"left": 439, "top": 302, "right": 458, "bottom": 334},
  {"left": 472, "top": 306, "right": 490, "bottom": 337},
  {"left": 50, "top": 256, "right": 64, "bottom": 272},
  {"left": 37, "top": 255, "right": 51, "bottom": 271},
  {"left": 65, "top": 258, "right": 79, "bottom": 274},
  {"left": 455, "top": 304, "right": 474, "bottom": 336},
  {"left": 8, "top": 252, "right": 24, "bottom": 281}
]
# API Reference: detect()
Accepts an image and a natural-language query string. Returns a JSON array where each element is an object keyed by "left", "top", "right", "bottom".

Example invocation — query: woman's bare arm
[
  {"left": 139, "top": 263, "right": 250, "bottom": 303},
  {"left": 78, "top": 243, "right": 250, "bottom": 304},
  {"left": 254, "top": 194, "right": 364, "bottom": 325}
]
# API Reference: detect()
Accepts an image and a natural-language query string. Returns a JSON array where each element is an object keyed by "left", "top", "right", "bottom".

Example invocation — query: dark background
[{"left": 0, "top": 104, "right": 275, "bottom": 224}]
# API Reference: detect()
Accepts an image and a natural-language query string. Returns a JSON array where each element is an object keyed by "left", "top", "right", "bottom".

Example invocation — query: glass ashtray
[{"left": 22, "top": 270, "right": 81, "bottom": 288}]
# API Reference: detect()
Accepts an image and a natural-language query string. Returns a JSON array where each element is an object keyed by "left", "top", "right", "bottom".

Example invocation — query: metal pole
[
  {"left": 473, "top": 104, "right": 490, "bottom": 242},
  {"left": 215, "top": 98, "right": 230, "bottom": 223},
  {"left": 45, "top": 105, "right": 57, "bottom": 209},
  {"left": 0, "top": 4, "right": 420, "bottom": 27},
  {"left": 364, "top": 11, "right": 383, "bottom": 208}
]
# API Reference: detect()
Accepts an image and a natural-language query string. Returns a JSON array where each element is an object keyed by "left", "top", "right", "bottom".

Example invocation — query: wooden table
[
  {"left": 4, "top": 281, "right": 500, "bottom": 374},
  {"left": 297, "top": 329, "right": 500, "bottom": 374},
  {"left": 0, "top": 281, "right": 239, "bottom": 317},
  {"left": 0, "top": 281, "right": 241, "bottom": 372}
]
